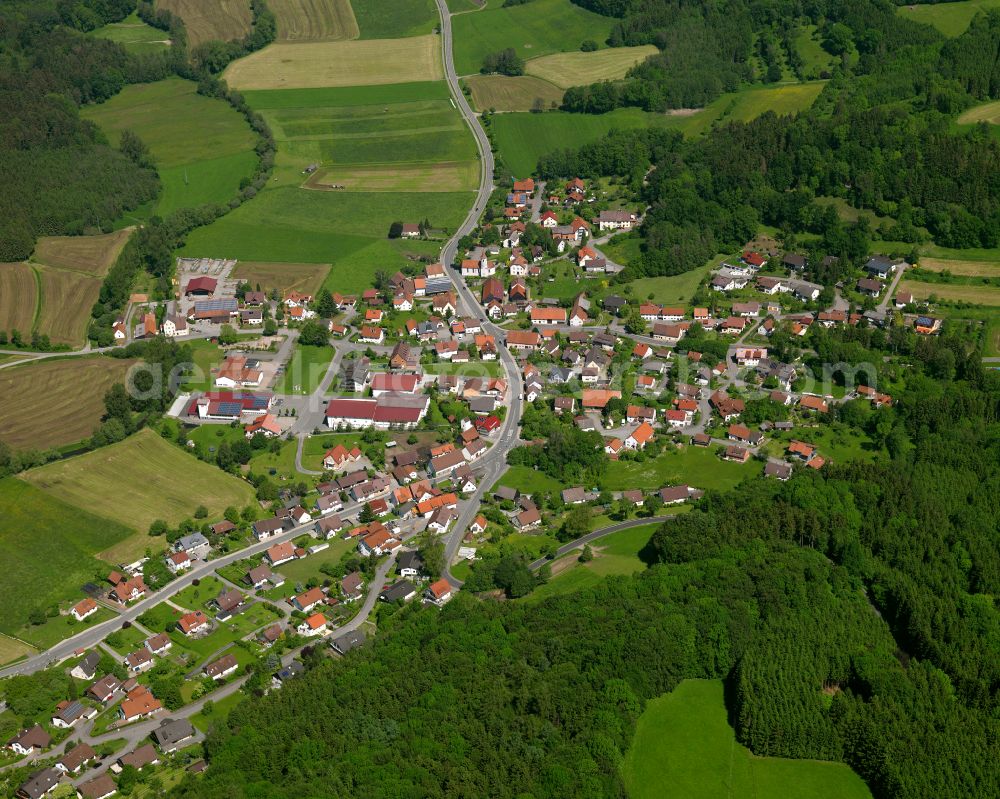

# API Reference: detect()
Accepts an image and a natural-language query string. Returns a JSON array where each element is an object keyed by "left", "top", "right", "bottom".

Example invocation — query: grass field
[
  {"left": 351, "top": 0, "right": 438, "bottom": 38},
  {"left": 492, "top": 82, "right": 824, "bottom": 175},
  {"left": 223, "top": 37, "right": 443, "bottom": 89},
  {"left": 524, "top": 45, "right": 658, "bottom": 89},
  {"left": 794, "top": 24, "right": 837, "bottom": 78},
  {"left": 276, "top": 344, "right": 335, "bottom": 394},
  {"left": 270, "top": 0, "right": 359, "bottom": 40},
  {"left": 491, "top": 107, "right": 689, "bottom": 176},
  {"left": 957, "top": 98, "right": 1000, "bottom": 125},
  {"left": 897, "top": 0, "right": 1000, "bottom": 37},
  {"left": 624, "top": 256, "right": 725, "bottom": 305},
  {"left": 32, "top": 229, "right": 131, "bottom": 275},
  {"left": 0, "top": 477, "right": 134, "bottom": 645},
  {"left": 178, "top": 189, "right": 467, "bottom": 290},
  {"left": 898, "top": 280, "right": 1000, "bottom": 306},
  {"left": 0, "top": 262, "right": 38, "bottom": 336},
  {"left": 22, "top": 428, "right": 255, "bottom": 532},
  {"left": 464, "top": 74, "right": 565, "bottom": 112},
  {"left": 918, "top": 258, "right": 1000, "bottom": 276},
  {"left": 527, "top": 522, "right": 659, "bottom": 601},
  {"left": 624, "top": 680, "right": 872, "bottom": 799},
  {"left": 306, "top": 161, "right": 480, "bottom": 192},
  {"left": 232, "top": 261, "right": 330, "bottom": 295},
  {"left": 452, "top": 0, "right": 616, "bottom": 76},
  {"left": 600, "top": 446, "right": 761, "bottom": 493},
  {"left": 0, "top": 633, "right": 35, "bottom": 666},
  {"left": 498, "top": 465, "right": 567, "bottom": 493},
  {"left": 0, "top": 358, "right": 137, "bottom": 451},
  {"left": 89, "top": 11, "right": 170, "bottom": 52},
  {"left": 83, "top": 78, "right": 258, "bottom": 218},
  {"left": 158, "top": 0, "right": 253, "bottom": 46},
  {"left": 178, "top": 83, "right": 474, "bottom": 288}
]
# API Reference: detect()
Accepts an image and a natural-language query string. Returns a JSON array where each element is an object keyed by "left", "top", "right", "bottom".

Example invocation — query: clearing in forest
[
  {"left": 957, "top": 98, "right": 1000, "bottom": 126},
  {"left": 524, "top": 45, "right": 658, "bottom": 89},
  {"left": 624, "top": 680, "right": 872, "bottom": 799}
]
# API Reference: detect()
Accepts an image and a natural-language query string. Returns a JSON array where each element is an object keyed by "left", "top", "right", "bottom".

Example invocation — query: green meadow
[
  {"left": 0, "top": 478, "right": 133, "bottom": 647},
  {"left": 351, "top": 0, "right": 438, "bottom": 38},
  {"left": 897, "top": 0, "right": 1000, "bottom": 37},
  {"left": 599, "top": 446, "right": 762, "bottom": 493},
  {"left": 89, "top": 11, "right": 170, "bottom": 52},
  {"left": 491, "top": 82, "right": 824, "bottom": 176},
  {"left": 452, "top": 0, "right": 616, "bottom": 76},
  {"left": 177, "top": 81, "right": 476, "bottom": 293},
  {"left": 624, "top": 680, "right": 872, "bottom": 799},
  {"left": 82, "top": 77, "right": 258, "bottom": 217},
  {"left": 527, "top": 523, "right": 660, "bottom": 602}
]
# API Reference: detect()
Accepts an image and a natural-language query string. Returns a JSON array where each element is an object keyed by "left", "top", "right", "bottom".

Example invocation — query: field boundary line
[{"left": 28, "top": 264, "right": 42, "bottom": 331}]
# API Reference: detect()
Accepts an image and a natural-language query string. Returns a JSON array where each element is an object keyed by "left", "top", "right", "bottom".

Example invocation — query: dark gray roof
[
  {"left": 152, "top": 718, "right": 195, "bottom": 748},
  {"left": 331, "top": 630, "right": 366, "bottom": 654},
  {"left": 379, "top": 580, "right": 416, "bottom": 602},
  {"left": 17, "top": 768, "right": 60, "bottom": 799}
]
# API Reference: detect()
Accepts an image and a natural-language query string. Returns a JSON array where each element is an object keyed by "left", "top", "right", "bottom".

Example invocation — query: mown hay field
[
  {"left": 231, "top": 261, "right": 331, "bottom": 295},
  {"left": 157, "top": 0, "right": 253, "bottom": 46},
  {"left": 34, "top": 268, "right": 103, "bottom": 346},
  {"left": 222, "top": 37, "right": 443, "bottom": 89},
  {"left": 22, "top": 428, "right": 255, "bottom": 531},
  {"left": 0, "top": 262, "right": 38, "bottom": 336},
  {"left": 269, "top": 0, "right": 359, "bottom": 41},
  {"left": 918, "top": 258, "right": 1000, "bottom": 277},
  {"left": 464, "top": 74, "right": 564, "bottom": 112},
  {"left": 957, "top": 99, "right": 1000, "bottom": 126},
  {"left": 350, "top": 0, "right": 438, "bottom": 39},
  {"left": 524, "top": 45, "right": 658, "bottom": 89},
  {"left": 32, "top": 229, "right": 131, "bottom": 275},
  {"left": 898, "top": 280, "right": 1000, "bottom": 306},
  {"left": 0, "top": 357, "right": 137, "bottom": 451}
]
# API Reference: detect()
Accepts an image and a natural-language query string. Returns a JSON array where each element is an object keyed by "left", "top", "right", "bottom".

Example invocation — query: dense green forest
[
  {"left": 165, "top": 311, "right": 999, "bottom": 799},
  {"left": 537, "top": 5, "right": 1000, "bottom": 280}
]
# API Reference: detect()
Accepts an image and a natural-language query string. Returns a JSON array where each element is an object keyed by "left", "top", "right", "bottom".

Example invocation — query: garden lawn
[
  {"left": 498, "top": 465, "right": 568, "bottom": 493},
  {"left": 82, "top": 77, "right": 257, "bottom": 218},
  {"left": 0, "top": 477, "right": 133, "bottom": 644},
  {"left": 762, "top": 424, "right": 881, "bottom": 465},
  {"left": 451, "top": 0, "right": 616, "bottom": 76},
  {"left": 21, "top": 428, "right": 255, "bottom": 532},
  {"left": 173, "top": 576, "right": 228, "bottom": 611},
  {"left": 265, "top": 537, "right": 354, "bottom": 586},
  {"left": 599, "top": 446, "right": 762, "bottom": 492},
  {"left": 168, "top": 604, "right": 276, "bottom": 657},
  {"left": 623, "top": 679, "right": 871, "bottom": 799},
  {"left": 276, "top": 344, "right": 335, "bottom": 394},
  {"left": 179, "top": 339, "right": 225, "bottom": 392}
]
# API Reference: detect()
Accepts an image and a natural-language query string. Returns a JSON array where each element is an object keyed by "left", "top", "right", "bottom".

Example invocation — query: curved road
[
  {"left": 434, "top": 0, "right": 524, "bottom": 588},
  {"left": 528, "top": 516, "right": 673, "bottom": 571}
]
